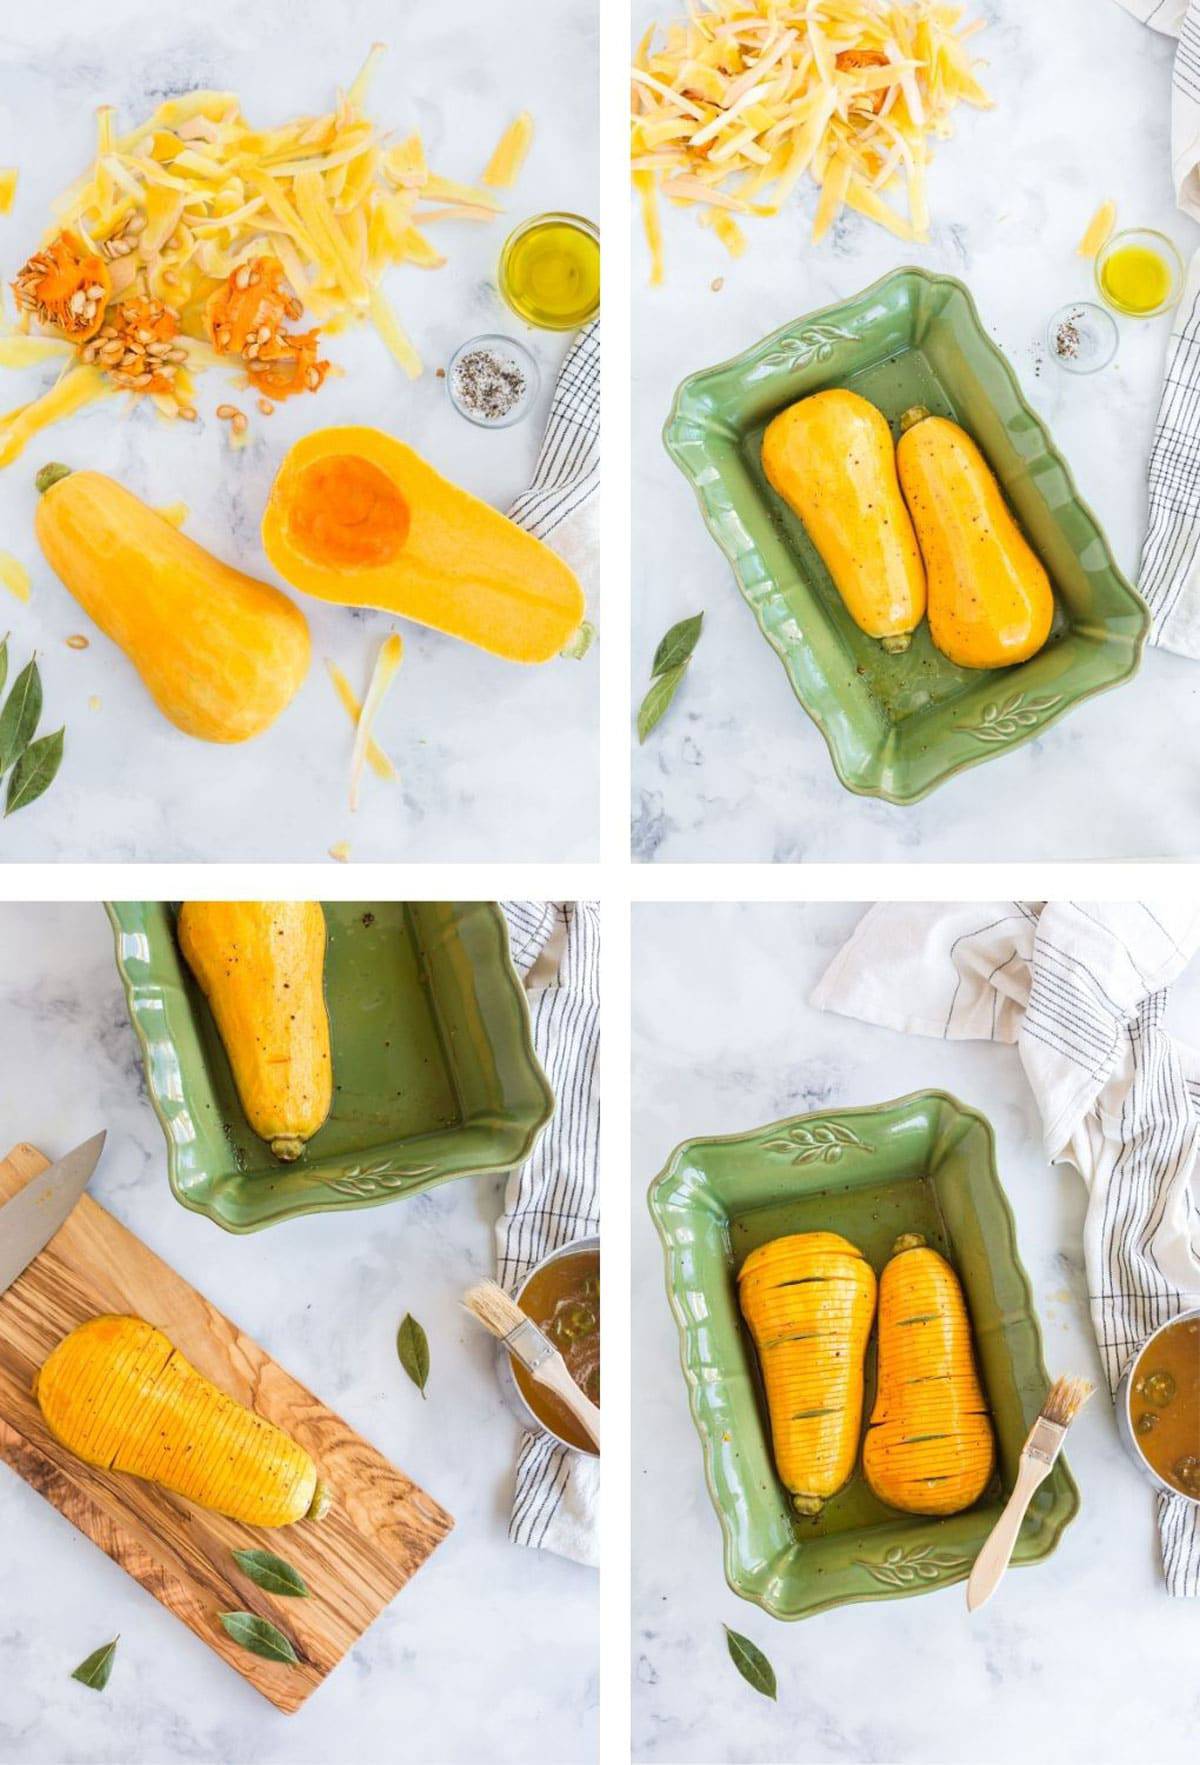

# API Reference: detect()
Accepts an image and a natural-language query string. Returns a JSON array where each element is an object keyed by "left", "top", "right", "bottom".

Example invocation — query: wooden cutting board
[{"left": 0, "top": 1144, "right": 453, "bottom": 1712}]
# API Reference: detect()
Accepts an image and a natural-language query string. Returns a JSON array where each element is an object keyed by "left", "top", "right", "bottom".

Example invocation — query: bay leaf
[
  {"left": 0, "top": 655, "right": 41, "bottom": 774},
  {"left": 5, "top": 725, "right": 63, "bottom": 817},
  {"left": 637, "top": 663, "right": 687, "bottom": 744},
  {"left": 397, "top": 1312, "right": 430, "bottom": 1398},
  {"left": 723, "top": 1625, "right": 777, "bottom": 1700},
  {"left": 71, "top": 1636, "right": 118, "bottom": 1691},
  {"left": 652, "top": 611, "right": 703, "bottom": 676},
  {"left": 0, "top": 632, "right": 8, "bottom": 702},
  {"left": 232, "top": 1547, "right": 310, "bottom": 1598},
  {"left": 218, "top": 1611, "right": 299, "bottom": 1665}
]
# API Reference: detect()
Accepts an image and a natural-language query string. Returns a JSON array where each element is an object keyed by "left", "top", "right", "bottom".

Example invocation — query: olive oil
[
  {"left": 1096, "top": 230, "right": 1181, "bottom": 317},
  {"left": 499, "top": 213, "right": 600, "bottom": 330}
]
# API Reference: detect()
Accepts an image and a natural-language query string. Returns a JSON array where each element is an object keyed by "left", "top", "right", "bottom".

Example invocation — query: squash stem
[
  {"left": 792, "top": 1492, "right": 824, "bottom": 1517},
  {"left": 35, "top": 462, "right": 73, "bottom": 495},
  {"left": 307, "top": 1478, "right": 333, "bottom": 1521},
  {"left": 270, "top": 1135, "right": 305, "bottom": 1162},
  {"left": 880, "top": 633, "right": 912, "bottom": 655},
  {"left": 893, "top": 1232, "right": 927, "bottom": 1254},
  {"left": 898, "top": 406, "right": 930, "bottom": 435}
]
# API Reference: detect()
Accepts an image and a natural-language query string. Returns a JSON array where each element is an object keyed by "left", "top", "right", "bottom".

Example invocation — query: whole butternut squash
[
  {"left": 33, "top": 464, "right": 310, "bottom": 742},
  {"left": 178, "top": 901, "right": 332, "bottom": 1162},
  {"left": 760, "top": 389, "right": 926, "bottom": 649},
  {"left": 738, "top": 1231, "right": 877, "bottom": 1515},
  {"left": 863, "top": 1234, "right": 995, "bottom": 1515},
  {"left": 261, "top": 426, "right": 586, "bottom": 663},
  {"left": 34, "top": 1315, "right": 331, "bottom": 1526},
  {"left": 896, "top": 408, "right": 1054, "bottom": 669}
]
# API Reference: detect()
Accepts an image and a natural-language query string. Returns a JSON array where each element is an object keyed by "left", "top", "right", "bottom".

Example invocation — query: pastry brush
[
  {"left": 967, "top": 1375, "right": 1094, "bottom": 1612},
  {"left": 463, "top": 1280, "right": 601, "bottom": 1450}
]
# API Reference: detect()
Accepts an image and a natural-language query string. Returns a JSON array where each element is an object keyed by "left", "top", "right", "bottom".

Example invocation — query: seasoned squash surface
[
  {"left": 761, "top": 389, "right": 926, "bottom": 646},
  {"left": 864, "top": 1235, "right": 995, "bottom": 1515},
  {"left": 178, "top": 901, "right": 332, "bottom": 1162},
  {"left": 738, "top": 1231, "right": 877, "bottom": 1515}
]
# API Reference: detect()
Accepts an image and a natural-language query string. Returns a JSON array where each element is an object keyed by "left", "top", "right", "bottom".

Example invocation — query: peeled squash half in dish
[
  {"left": 738, "top": 1231, "right": 876, "bottom": 1516},
  {"left": 863, "top": 1234, "right": 995, "bottom": 1516},
  {"left": 761, "top": 389, "right": 926, "bottom": 651},
  {"left": 34, "top": 1315, "right": 331, "bottom": 1527},
  {"left": 261, "top": 426, "right": 586, "bottom": 663},
  {"left": 897, "top": 408, "right": 1054, "bottom": 671}
]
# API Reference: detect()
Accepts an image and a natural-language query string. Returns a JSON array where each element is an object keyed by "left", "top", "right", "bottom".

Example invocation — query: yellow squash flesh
[
  {"left": 897, "top": 409, "right": 1054, "bottom": 669},
  {"left": 178, "top": 901, "right": 332, "bottom": 1162},
  {"left": 34, "top": 466, "right": 310, "bottom": 741},
  {"left": 738, "top": 1231, "right": 877, "bottom": 1515},
  {"left": 761, "top": 389, "right": 926, "bottom": 647},
  {"left": 863, "top": 1235, "right": 995, "bottom": 1516},
  {"left": 261, "top": 425, "right": 586, "bottom": 663},
  {"left": 34, "top": 1316, "right": 331, "bottom": 1527}
]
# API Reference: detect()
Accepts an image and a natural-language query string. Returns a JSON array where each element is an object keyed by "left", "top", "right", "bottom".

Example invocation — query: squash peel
[{"left": 631, "top": 0, "right": 993, "bottom": 277}]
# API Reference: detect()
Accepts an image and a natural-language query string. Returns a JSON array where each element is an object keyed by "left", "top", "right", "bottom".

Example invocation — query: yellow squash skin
[
  {"left": 34, "top": 467, "right": 310, "bottom": 742},
  {"left": 896, "top": 410, "right": 1054, "bottom": 669},
  {"left": 178, "top": 901, "right": 332, "bottom": 1162},
  {"left": 33, "top": 1316, "right": 331, "bottom": 1526},
  {"left": 760, "top": 389, "right": 926, "bottom": 645},
  {"left": 261, "top": 426, "right": 586, "bottom": 663},
  {"left": 864, "top": 1235, "right": 995, "bottom": 1516},
  {"left": 738, "top": 1231, "right": 877, "bottom": 1515}
]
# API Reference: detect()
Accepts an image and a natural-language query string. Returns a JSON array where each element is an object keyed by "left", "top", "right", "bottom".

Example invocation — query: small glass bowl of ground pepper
[
  {"left": 447, "top": 333, "right": 539, "bottom": 428},
  {"left": 1046, "top": 300, "right": 1118, "bottom": 375}
]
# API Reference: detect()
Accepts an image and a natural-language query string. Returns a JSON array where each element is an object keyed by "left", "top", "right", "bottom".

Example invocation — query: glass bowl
[
  {"left": 1046, "top": 301, "right": 1118, "bottom": 374},
  {"left": 1095, "top": 228, "right": 1184, "bottom": 319},
  {"left": 447, "top": 333, "right": 540, "bottom": 428},
  {"left": 498, "top": 212, "right": 600, "bottom": 330}
]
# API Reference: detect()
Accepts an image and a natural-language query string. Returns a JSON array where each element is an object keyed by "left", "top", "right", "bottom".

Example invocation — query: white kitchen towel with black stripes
[
  {"left": 1115, "top": 0, "right": 1200, "bottom": 656},
  {"left": 498, "top": 901, "right": 600, "bottom": 1568},
  {"left": 508, "top": 321, "right": 600, "bottom": 640},
  {"left": 812, "top": 902, "right": 1200, "bottom": 1595}
]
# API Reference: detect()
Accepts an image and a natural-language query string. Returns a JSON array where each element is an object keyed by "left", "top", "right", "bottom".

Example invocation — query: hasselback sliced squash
[
  {"left": 738, "top": 1231, "right": 877, "bottom": 1515},
  {"left": 34, "top": 1316, "right": 331, "bottom": 1527},
  {"left": 863, "top": 1234, "right": 995, "bottom": 1515},
  {"left": 178, "top": 901, "right": 332, "bottom": 1162}
]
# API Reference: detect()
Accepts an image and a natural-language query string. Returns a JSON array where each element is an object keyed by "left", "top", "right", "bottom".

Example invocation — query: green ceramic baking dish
[
  {"left": 648, "top": 1089, "right": 1078, "bottom": 1619},
  {"left": 107, "top": 901, "right": 554, "bottom": 1233},
  {"left": 663, "top": 268, "right": 1148, "bottom": 803}
]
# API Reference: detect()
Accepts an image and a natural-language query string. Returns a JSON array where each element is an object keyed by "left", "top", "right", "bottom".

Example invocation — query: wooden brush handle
[
  {"left": 533, "top": 1358, "right": 601, "bottom": 1450},
  {"left": 966, "top": 1454, "right": 1051, "bottom": 1612}
]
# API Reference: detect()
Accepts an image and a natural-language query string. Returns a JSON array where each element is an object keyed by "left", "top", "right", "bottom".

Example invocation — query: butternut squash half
[
  {"left": 178, "top": 901, "right": 332, "bottom": 1162},
  {"left": 863, "top": 1235, "right": 995, "bottom": 1516},
  {"left": 261, "top": 426, "right": 586, "bottom": 663},
  {"left": 761, "top": 389, "right": 926, "bottom": 649},
  {"left": 34, "top": 1315, "right": 331, "bottom": 1526},
  {"left": 896, "top": 408, "right": 1054, "bottom": 670},
  {"left": 738, "top": 1231, "right": 877, "bottom": 1515},
  {"left": 34, "top": 465, "right": 310, "bottom": 742}
]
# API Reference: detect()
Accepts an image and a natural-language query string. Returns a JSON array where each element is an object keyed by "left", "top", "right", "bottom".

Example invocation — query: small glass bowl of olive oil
[
  {"left": 498, "top": 212, "right": 600, "bottom": 331},
  {"left": 1095, "top": 228, "right": 1184, "bottom": 319}
]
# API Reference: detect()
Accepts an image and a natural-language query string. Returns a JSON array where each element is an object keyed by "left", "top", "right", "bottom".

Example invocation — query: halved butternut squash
[{"left": 260, "top": 426, "right": 585, "bottom": 663}]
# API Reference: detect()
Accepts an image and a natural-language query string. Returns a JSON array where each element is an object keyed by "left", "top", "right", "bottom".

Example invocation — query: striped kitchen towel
[
  {"left": 508, "top": 321, "right": 600, "bottom": 639},
  {"left": 813, "top": 902, "right": 1200, "bottom": 1596},
  {"left": 1115, "top": 1, "right": 1200, "bottom": 655},
  {"left": 498, "top": 901, "right": 600, "bottom": 1569}
]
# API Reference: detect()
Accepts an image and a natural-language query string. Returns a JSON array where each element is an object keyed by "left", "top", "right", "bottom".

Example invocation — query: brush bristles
[
  {"left": 462, "top": 1279, "right": 527, "bottom": 1340},
  {"left": 1042, "top": 1375, "right": 1095, "bottom": 1427}
]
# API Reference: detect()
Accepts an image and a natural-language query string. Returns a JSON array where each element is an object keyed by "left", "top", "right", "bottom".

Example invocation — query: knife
[{"left": 0, "top": 1133, "right": 106, "bottom": 1297}]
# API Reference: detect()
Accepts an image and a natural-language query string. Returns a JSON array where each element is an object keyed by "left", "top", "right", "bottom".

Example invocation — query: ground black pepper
[{"left": 451, "top": 346, "right": 528, "bottom": 422}]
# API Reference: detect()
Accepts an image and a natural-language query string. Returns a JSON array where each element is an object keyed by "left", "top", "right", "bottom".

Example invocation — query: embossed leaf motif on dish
[
  {"left": 762, "top": 1122, "right": 875, "bottom": 1165},
  {"left": 757, "top": 324, "right": 856, "bottom": 374},
  {"left": 853, "top": 1543, "right": 972, "bottom": 1587},
  {"left": 960, "top": 692, "right": 1064, "bottom": 743}
]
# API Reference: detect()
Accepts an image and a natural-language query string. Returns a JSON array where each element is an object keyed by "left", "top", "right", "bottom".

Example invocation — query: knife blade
[{"left": 0, "top": 1132, "right": 106, "bottom": 1297}]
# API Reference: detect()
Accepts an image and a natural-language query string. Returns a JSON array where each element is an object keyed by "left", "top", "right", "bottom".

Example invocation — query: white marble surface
[
  {"left": 632, "top": 903, "right": 1200, "bottom": 1764},
  {"left": 0, "top": 904, "right": 596, "bottom": 1765},
  {"left": 631, "top": 0, "right": 1200, "bottom": 861},
  {"left": 0, "top": 0, "right": 597, "bottom": 862}
]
